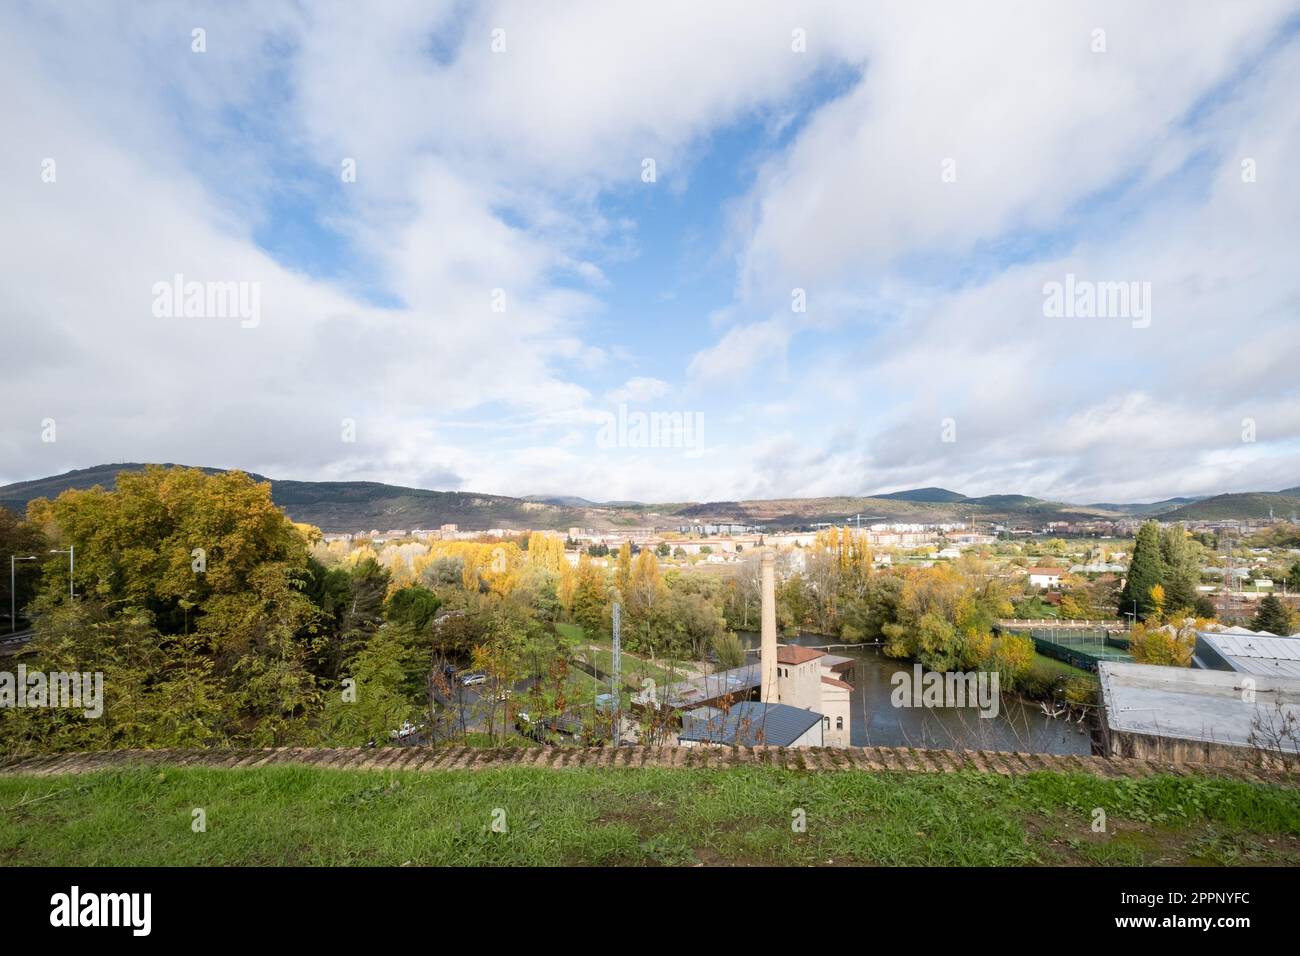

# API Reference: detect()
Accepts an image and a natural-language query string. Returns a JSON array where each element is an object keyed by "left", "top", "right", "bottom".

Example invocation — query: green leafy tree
[
  {"left": 0, "top": 506, "right": 45, "bottom": 628},
  {"left": 384, "top": 584, "right": 442, "bottom": 634},
  {"left": 319, "top": 625, "right": 419, "bottom": 745},
  {"left": 712, "top": 630, "right": 745, "bottom": 670}
]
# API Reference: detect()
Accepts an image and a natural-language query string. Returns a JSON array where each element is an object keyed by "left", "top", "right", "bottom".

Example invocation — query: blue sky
[{"left": 3, "top": 1, "right": 1300, "bottom": 504}]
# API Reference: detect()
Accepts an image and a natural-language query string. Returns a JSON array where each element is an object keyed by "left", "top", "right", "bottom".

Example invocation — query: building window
[
  {"left": 836, "top": 716, "right": 843, "bottom": 730},
  {"left": 824, "top": 716, "right": 830, "bottom": 728}
]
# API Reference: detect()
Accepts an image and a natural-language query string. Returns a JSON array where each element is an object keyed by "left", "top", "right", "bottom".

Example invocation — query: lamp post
[
  {"left": 10, "top": 555, "right": 37, "bottom": 633},
  {"left": 49, "top": 546, "right": 74, "bottom": 600}
]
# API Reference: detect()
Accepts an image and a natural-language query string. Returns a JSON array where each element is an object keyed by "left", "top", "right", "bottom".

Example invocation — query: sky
[{"left": 3, "top": 1, "right": 1300, "bottom": 505}]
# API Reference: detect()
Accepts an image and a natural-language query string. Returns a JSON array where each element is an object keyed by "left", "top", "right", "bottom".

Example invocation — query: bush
[
  {"left": 1018, "top": 662, "right": 1060, "bottom": 700},
  {"left": 712, "top": 630, "right": 745, "bottom": 670}
]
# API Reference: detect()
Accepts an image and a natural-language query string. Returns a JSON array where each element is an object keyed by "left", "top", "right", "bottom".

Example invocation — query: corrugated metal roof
[
  {"left": 658, "top": 663, "right": 760, "bottom": 709},
  {"left": 678, "top": 701, "right": 823, "bottom": 747},
  {"left": 1197, "top": 632, "right": 1300, "bottom": 678}
]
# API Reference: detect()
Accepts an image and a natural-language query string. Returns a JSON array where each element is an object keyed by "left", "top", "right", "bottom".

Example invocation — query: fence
[{"left": 997, "top": 624, "right": 1132, "bottom": 672}]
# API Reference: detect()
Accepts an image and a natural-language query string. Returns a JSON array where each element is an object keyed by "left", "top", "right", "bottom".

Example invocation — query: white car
[{"left": 390, "top": 720, "right": 420, "bottom": 739}]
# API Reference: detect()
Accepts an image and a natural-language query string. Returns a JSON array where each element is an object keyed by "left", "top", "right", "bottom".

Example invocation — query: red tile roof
[
  {"left": 776, "top": 645, "right": 825, "bottom": 665},
  {"left": 821, "top": 676, "right": 853, "bottom": 691}
]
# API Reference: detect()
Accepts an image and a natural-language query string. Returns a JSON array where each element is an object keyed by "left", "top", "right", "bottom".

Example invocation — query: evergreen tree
[
  {"left": 1252, "top": 594, "right": 1294, "bottom": 635},
  {"left": 1119, "top": 521, "right": 1165, "bottom": 621},
  {"left": 1159, "top": 524, "right": 1200, "bottom": 613}
]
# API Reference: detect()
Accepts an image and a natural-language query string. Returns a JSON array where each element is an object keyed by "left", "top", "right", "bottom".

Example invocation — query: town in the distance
[{"left": 3, "top": 463, "right": 1298, "bottom": 769}]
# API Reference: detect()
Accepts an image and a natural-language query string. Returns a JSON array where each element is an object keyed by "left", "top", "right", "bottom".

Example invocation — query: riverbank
[
  {"left": 2, "top": 760, "right": 1297, "bottom": 866},
  {"left": 733, "top": 631, "right": 1094, "bottom": 754}
]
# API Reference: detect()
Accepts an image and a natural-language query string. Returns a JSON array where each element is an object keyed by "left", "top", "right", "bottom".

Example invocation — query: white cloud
[{"left": 2, "top": 2, "right": 1298, "bottom": 506}]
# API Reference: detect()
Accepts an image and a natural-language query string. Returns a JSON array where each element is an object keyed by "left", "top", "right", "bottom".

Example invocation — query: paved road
[{"left": 0, "top": 630, "right": 34, "bottom": 657}]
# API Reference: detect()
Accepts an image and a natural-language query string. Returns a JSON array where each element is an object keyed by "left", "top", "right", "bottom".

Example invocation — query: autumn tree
[{"left": 1130, "top": 618, "right": 1199, "bottom": 666}]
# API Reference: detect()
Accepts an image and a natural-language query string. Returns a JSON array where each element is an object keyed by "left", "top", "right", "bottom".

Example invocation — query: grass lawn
[
  {"left": 1030, "top": 653, "right": 1096, "bottom": 681},
  {"left": 555, "top": 622, "right": 585, "bottom": 643},
  {"left": 1, "top": 765, "right": 1297, "bottom": 866},
  {"left": 580, "top": 643, "right": 689, "bottom": 688}
]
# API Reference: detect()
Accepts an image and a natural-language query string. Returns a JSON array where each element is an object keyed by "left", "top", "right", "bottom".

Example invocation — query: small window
[
  {"left": 836, "top": 716, "right": 844, "bottom": 730},
  {"left": 823, "top": 716, "right": 830, "bottom": 728}
]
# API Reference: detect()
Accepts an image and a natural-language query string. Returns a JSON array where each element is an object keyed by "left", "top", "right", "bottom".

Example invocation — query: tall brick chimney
[{"left": 760, "top": 548, "right": 777, "bottom": 702}]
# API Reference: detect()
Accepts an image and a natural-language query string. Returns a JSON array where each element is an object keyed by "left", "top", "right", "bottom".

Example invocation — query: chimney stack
[{"left": 760, "top": 548, "right": 777, "bottom": 702}]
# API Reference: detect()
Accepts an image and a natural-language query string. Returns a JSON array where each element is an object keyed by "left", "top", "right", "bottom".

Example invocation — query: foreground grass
[{"left": 1, "top": 765, "right": 1298, "bottom": 866}]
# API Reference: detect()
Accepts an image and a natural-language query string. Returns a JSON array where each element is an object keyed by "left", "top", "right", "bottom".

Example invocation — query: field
[{"left": 2, "top": 764, "right": 1298, "bottom": 866}]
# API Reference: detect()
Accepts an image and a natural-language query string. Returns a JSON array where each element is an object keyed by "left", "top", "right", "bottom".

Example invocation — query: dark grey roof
[
  {"left": 657, "top": 663, "right": 760, "bottom": 709},
  {"left": 678, "top": 701, "right": 822, "bottom": 747}
]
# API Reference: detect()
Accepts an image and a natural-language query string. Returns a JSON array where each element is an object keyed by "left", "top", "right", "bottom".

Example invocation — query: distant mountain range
[{"left": 2, "top": 463, "right": 1298, "bottom": 532}]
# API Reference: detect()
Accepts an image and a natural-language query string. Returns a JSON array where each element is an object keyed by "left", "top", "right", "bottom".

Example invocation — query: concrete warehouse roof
[
  {"left": 677, "top": 701, "right": 823, "bottom": 747},
  {"left": 1098, "top": 661, "right": 1300, "bottom": 751}
]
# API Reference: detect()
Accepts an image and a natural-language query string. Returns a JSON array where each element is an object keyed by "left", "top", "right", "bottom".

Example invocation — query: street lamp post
[
  {"left": 10, "top": 555, "right": 37, "bottom": 633},
  {"left": 49, "top": 546, "right": 74, "bottom": 600}
]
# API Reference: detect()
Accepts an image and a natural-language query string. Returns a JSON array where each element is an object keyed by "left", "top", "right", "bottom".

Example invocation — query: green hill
[
  {"left": 870, "top": 487, "right": 966, "bottom": 503},
  {"left": 1163, "top": 492, "right": 1300, "bottom": 521},
  {"left": 0, "top": 464, "right": 587, "bottom": 533},
  {"left": 6, "top": 465, "right": 1299, "bottom": 531}
]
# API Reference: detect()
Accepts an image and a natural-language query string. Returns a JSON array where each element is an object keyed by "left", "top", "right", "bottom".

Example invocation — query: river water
[{"left": 734, "top": 630, "right": 1092, "bottom": 755}]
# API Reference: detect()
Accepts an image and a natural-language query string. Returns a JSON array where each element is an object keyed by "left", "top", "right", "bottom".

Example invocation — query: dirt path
[{"left": 1, "top": 745, "right": 1295, "bottom": 784}]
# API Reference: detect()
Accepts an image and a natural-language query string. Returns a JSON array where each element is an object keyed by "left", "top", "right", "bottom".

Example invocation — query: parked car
[
  {"left": 515, "top": 710, "right": 582, "bottom": 744},
  {"left": 459, "top": 671, "right": 487, "bottom": 686},
  {"left": 389, "top": 720, "right": 420, "bottom": 740}
]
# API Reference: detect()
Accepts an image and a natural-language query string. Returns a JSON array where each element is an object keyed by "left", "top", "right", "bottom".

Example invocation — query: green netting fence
[{"left": 1000, "top": 626, "right": 1133, "bottom": 672}]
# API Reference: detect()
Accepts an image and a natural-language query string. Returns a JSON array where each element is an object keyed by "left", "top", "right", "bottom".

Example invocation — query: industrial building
[
  {"left": 677, "top": 701, "right": 825, "bottom": 747},
  {"left": 1097, "top": 661, "right": 1300, "bottom": 767},
  {"left": 672, "top": 549, "right": 852, "bottom": 748},
  {"left": 1193, "top": 627, "right": 1300, "bottom": 678}
]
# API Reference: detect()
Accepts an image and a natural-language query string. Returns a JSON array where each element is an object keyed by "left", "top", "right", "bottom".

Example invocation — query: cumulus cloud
[{"left": 2, "top": 2, "right": 1298, "bottom": 505}]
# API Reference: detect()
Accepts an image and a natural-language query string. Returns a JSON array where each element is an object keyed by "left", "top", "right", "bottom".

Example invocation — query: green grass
[
  {"left": 580, "top": 643, "right": 688, "bottom": 688},
  {"left": 1030, "top": 653, "right": 1095, "bottom": 681},
  {"left": 1, "top": 765, "right": 1297, "bottom": 866},
  {"left": 555, "top": 622, "right": 585, "bottom": 642}
]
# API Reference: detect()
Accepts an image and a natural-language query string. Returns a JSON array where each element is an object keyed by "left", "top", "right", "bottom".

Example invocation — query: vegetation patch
[{"left": 1, "top": 765, "right": 1296, "bottom": 867}]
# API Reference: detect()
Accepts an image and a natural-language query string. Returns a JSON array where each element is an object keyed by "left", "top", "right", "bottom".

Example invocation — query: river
[{"left": 733, "top": 630, "right": 1093, "bottom": 755}]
